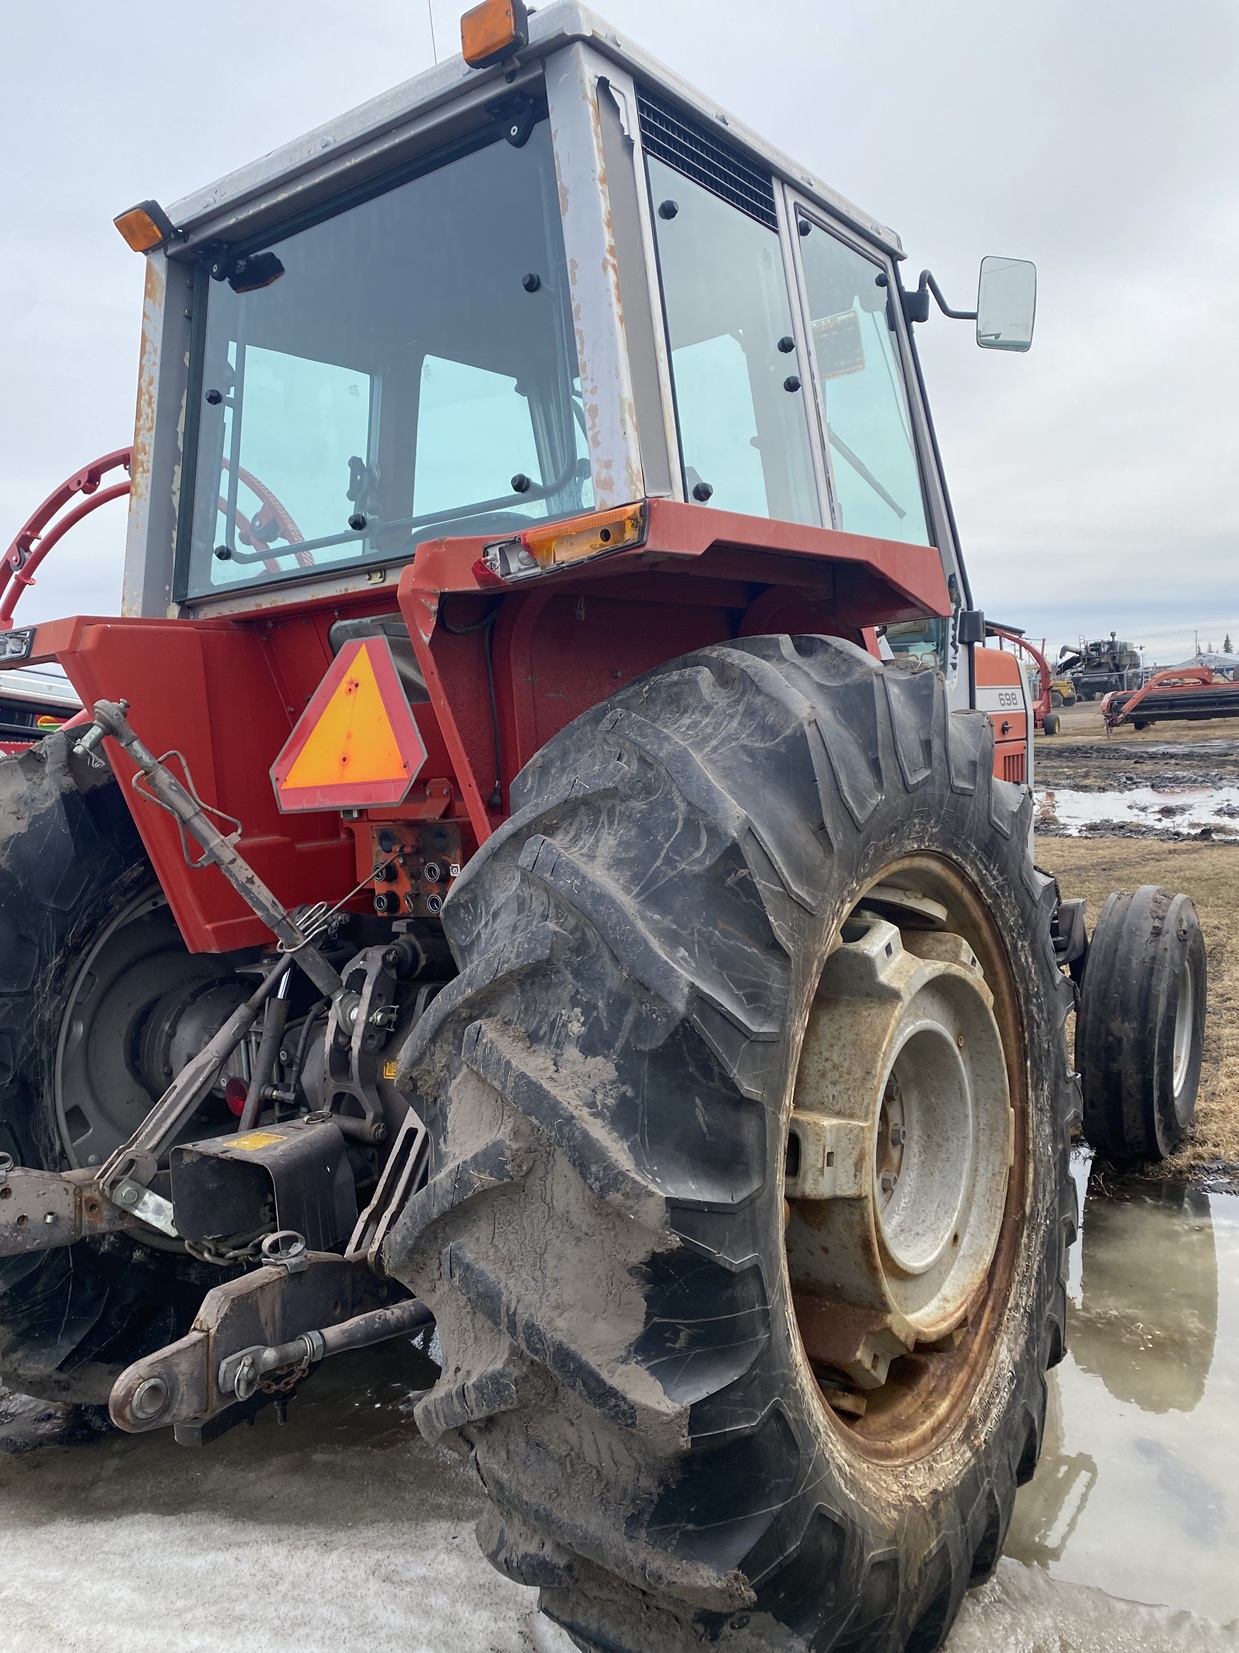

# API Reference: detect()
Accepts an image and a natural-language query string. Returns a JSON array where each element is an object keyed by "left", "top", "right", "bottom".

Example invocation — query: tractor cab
[{"left": 118, "top": 0, "right": 1032, "bottom": 681}]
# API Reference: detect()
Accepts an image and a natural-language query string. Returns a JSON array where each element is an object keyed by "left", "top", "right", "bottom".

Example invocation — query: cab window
[
  {"left": 796, "top": 216, "right": 931, "bottom": 546},
  {"left": 646, "top": 155, "right": 820, "bottom": 526}
]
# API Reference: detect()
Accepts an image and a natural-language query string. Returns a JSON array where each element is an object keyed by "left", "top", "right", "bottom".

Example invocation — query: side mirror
[{"left": 976, "top": 256, "right": 1036, "bottom": 352}]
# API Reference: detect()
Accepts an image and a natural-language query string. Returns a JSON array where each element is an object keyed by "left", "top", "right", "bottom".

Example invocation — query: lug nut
[
  {"left": 889, "top": 1125, "right": 906, "bottom": 1148},
  {"left": 880, "top": 1171, "right": 899, "bottom": 1194}
]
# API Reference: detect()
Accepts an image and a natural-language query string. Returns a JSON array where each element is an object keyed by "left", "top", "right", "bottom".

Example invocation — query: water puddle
[
  {"left": 1037, "top": 785, "right": 1239, "bottom": 837},
  {"left": 999, "top": 1162, "right": 1239, "bottom": 1640},
  {"left": 0, "top": 1164, "right": 1235, "bottom": 1650}
]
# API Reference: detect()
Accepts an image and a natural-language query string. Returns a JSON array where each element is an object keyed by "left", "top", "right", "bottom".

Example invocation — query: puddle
[
  {"left": 1004, "top": 1162, "right": 1239, "bottom": 1633},
  {"left": 0, "top": 1166, "right": 1236, "bottom": 1650},
  {"left": 1037, "top": 784, "right": 1239, "bottom": 837}
]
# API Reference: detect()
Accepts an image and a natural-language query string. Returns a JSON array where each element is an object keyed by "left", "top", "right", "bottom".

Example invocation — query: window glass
[
  {"left": 184, "top": 118, "right": 591, "bottom": 598},
  {"left": 203, "top": 348, "right": 373, "bottom": 590},
  {"left": 414, "top": 357, "right": 542, "bottom": 517},
  {"left": 797, "top": 218, "right": 931, "bottom": 546},
  {"left": 647, "top": 156, "right": 819, "bottom": 526}
]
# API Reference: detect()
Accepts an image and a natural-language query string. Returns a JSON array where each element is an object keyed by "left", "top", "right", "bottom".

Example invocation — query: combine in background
[{"left": 1058, "top": 633, "right": 1142, "bottom": 700}]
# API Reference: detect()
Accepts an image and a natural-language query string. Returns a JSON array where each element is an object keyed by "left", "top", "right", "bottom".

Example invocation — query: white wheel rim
[
  {"left": 785, "top": 907, "right": 1012, "bottom": 1391},
  {"left": 1172, "top": 956, "right": 1196, "bottom": 1100}
]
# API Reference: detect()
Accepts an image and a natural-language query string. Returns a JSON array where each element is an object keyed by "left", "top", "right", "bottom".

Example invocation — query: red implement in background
[{"left": 1104, "top": 665, "right": 1239, "bottom": 729}]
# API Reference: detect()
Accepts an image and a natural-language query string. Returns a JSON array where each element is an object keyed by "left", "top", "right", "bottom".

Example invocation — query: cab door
[{"left": 783, "top": 193, "right": 968, "bottom": 696}]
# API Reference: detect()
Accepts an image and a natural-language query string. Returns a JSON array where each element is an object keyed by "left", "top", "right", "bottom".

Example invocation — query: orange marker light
[
  {"left": 522, "top": 502, "right": 647, "bottom": 571},
  {"left": 270, "top": 637, "right": 427, "bottom": 812},
  {"left": 113, "top": 199, "right": 177, "bottom": 254},
  {"left": 461, "top": 0, "right": 528, "bottom": 68}
]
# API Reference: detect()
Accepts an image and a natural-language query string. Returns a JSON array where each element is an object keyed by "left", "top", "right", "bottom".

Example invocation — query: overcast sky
[{"left": 1, "top": 0, "right": 1235, "bottom": 661}]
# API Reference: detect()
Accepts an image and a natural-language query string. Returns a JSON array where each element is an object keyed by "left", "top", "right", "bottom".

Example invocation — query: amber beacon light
[
  {"left": 113, "top": 200, "right": 177, "bottom": 253},
  {"left": 461, "top": 0, "right": 529, "bottom": 67}
]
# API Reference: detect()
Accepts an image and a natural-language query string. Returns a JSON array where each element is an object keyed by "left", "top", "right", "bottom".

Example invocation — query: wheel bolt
[
  {"left": 889, "top": 1125, "right": 906, "bottom": 1148},
  {"left": 880, "top": 1171, "right": 899, "bottom": 1194}
]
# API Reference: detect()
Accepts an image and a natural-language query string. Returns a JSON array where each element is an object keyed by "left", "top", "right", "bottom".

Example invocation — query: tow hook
[{"left": 107, "top": 1242, "right": 432, "bottom": 1443}]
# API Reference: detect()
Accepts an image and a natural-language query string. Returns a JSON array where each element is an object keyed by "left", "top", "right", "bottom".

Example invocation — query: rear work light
[
  {"left": 461, "top": 0, "right": 529, "bottom": 68},
  {"left": 481, "top": 502, "right": 647, "bottom": 581}
]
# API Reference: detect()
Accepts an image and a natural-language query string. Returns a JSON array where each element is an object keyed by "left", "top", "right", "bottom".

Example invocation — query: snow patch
[{"left": 1037, "top": 785, "right": 1239, "bottom": 837}]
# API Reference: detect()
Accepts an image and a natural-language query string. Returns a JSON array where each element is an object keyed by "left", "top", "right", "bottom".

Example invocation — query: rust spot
[{"left": 129, "top": 258, "right": 166, "bottom": 511}]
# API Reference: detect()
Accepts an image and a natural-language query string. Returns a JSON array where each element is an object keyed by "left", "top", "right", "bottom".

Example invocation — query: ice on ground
[
  {"left": 951, "top": 1561, "right": 1239, "bottom": 1651},
  {"left": 2, "top": 1184, "right": 1237, "bottom": 1652},
  {"left": 1037, "top": 784, "right": 1239, "bottom": 837}
]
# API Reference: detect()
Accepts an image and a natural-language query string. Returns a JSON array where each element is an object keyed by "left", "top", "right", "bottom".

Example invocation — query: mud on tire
[
  {"left": 388, "top": 637, "right": 1078, "bottom": 1653},
  {"left": 0, "top": 732, "right": 221, "bottom": 1404}
]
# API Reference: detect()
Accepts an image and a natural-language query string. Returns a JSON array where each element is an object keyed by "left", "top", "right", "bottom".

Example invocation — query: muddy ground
[
  {"left": 1037, "top": 699, "right": 1239, "bottom": 796},
  {"left": 3, "top": 1175, "right": 1237, "bottom": 1651},
  {"left": 1033, "top": 701, "right": 1239, "bottom": 1185}
]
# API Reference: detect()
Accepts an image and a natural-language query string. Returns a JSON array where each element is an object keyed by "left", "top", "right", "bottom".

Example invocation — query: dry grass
[{"left": 1035, "top": 834, "right": 1239, "bottom": 1177}]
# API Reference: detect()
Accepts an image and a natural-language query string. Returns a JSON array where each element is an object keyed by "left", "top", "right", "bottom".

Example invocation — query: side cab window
[{"left": 793, "top": 214, "right": 932, "bottom": 549}]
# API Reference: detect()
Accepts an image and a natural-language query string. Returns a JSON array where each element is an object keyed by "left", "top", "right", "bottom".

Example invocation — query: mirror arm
[{"left": 903, "top": 270, "right": 977, "bottom": 326}]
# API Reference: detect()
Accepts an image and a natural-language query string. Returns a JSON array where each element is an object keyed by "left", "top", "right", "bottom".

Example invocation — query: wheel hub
[
  {"left": 786, "top": 904, "right": 1012, "bottom": 1393},
  {"left": 55, "top": 890, "right": 250, "bottom": 1168}
]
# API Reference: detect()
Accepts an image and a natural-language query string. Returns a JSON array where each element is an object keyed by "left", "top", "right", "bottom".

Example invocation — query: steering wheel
[{"left": 217, "top": 462, "right": 312, "bottom": 572}]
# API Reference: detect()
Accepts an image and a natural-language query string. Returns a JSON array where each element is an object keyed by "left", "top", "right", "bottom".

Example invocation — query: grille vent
[{"left": 637, "top": 86, "right": 778, "bottom": 231}]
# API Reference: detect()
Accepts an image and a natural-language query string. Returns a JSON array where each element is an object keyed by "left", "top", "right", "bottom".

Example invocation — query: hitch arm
[
  {"left": 0, "top": 1160, "right": 140, "bottom": 1257},
  {"left": 81, "top": 698, "right": 345, "bottom": 1005},
  {"left": 108, "top": 1251, "right": 428, "bottom": 1440}
]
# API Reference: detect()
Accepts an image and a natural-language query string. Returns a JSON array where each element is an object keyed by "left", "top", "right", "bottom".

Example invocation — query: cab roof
[{"left": 166, "top": 2, "right": 903, "bottom": 259}]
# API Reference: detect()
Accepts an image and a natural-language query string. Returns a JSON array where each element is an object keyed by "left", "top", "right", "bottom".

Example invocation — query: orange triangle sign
[{"left": 270, "top": 636, "right": 427, "bottom": 812}]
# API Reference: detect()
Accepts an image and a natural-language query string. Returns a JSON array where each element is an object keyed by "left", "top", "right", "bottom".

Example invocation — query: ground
[
  {"left": 4, "top": 1183, "right": 1239, "bottom": 1652},
  {"left": 1033, "top": 700, "right": 1239, "bottom": 1184},
  {"left": 0, "top": 706, "right": 1237, "bottom": 1649}
]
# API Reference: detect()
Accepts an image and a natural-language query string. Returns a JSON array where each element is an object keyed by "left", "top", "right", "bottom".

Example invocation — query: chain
[
  {"left": 258, "top": 1345, "right": 313, "bottom": 1396},
  {"left": 183, "top": 1228, "right": 271, "bottom": 1267}
]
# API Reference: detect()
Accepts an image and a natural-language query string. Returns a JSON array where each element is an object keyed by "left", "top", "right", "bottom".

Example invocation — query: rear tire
[
  {"left": 389, "top": 636, "right": 1077, "bottom": 1653},
  {"left": 0, "top": 734, "right": 227, "bottom": 1404},
  {"left": 1077, "top": 886, "right": 1206, "bottom": 1159}
]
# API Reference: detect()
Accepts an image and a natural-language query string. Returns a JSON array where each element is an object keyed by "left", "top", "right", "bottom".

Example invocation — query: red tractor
[{"left": 0, "top": 6, "right": 1207, "bottom": 1650}]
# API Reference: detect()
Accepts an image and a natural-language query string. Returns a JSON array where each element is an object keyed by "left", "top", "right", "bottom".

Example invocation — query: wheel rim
[
  {"left": 54, "top": 889, "right": 245, "bottom": 1169},
  {"left": 1172, "top": 954, "right": 1196, "bottom": 1108},
  {"left": 783, "top": 855, "right": 1028, "bottom": 1462}
]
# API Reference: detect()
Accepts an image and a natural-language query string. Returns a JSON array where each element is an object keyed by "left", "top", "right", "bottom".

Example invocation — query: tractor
[{"left": 0, "top": 5, "right": 1208, "bottom": 1650}]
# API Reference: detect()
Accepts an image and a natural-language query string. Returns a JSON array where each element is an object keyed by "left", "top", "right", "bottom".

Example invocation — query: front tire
[
  {"left": 1077, "top": 886, "right": 1206, "bottom": 1159},
  {"left": 389, "top": 637, "right": 1077, "bottom": 1653}
]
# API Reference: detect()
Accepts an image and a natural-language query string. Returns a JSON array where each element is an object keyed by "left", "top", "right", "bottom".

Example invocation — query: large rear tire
[
  {"left": 0, "top": 733, "right": 227, "bottom": 1404},
  {"left": 389, "top": 637, "right": 1077, "bottom": 1653}
]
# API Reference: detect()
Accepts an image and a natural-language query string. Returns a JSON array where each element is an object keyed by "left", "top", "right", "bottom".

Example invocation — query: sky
[{"left": 1, "top": 0, "right": 1236, "bottom": 663}]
